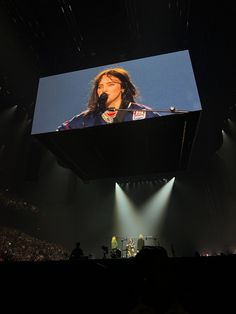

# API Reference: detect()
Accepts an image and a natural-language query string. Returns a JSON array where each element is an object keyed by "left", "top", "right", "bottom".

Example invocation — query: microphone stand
[{"left": 107, "top": 104, "right": 189, "bottom": 114}]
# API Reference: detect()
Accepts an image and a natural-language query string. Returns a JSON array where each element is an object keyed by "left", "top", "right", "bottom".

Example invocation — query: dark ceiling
[
  {"left": 1, "top": 0, "right": 235, "bottom": 106},
  {"left": 1, "top": 0, "right": 193, "bottom": 75},
  {"left": 0, "top": 0, "right": 235, "bottom": 179}
]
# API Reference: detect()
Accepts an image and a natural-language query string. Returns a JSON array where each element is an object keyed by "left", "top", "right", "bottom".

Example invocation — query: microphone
[{"left": 97, "top": 93, "right": 108, "bottom": 112}]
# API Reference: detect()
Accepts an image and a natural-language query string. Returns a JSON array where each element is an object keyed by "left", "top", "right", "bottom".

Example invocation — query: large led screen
[{"left": 31, "top": 50, "right": 201, "bottom": 134}]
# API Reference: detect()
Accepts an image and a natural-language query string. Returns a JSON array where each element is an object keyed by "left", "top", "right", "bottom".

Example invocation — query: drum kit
[{"left": 125, "top": 238, "right": 136, "bottom": 258}]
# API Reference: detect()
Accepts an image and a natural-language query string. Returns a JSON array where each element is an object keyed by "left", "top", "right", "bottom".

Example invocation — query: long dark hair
[{"left": 84, "top": 67, "right": 138, "bottom": 115}]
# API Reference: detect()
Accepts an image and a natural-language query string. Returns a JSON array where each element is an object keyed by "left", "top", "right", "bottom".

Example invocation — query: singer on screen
[{"left": 56, "top": 67, "right": 159, "bottom": 130}]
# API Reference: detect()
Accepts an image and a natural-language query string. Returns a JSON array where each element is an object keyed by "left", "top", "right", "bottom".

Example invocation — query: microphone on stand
[{"left": 97, "top": 93, "right": 108, "bottom": 113}]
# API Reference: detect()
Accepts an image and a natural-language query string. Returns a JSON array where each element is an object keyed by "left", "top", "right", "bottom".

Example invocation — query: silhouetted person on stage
[{"left": 69, "top": 242, "right": 84, "bottom": 260}]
